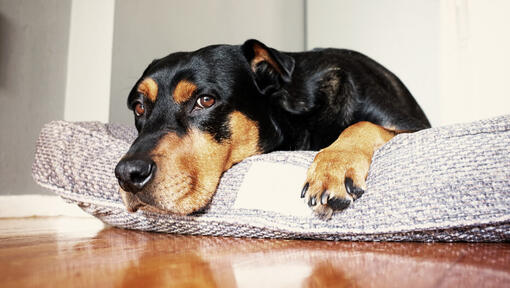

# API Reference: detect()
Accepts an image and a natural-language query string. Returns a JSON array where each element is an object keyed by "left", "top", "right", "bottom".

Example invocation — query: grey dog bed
[{"left": 32, "top": 115, "right": 510, "bottom": 242}]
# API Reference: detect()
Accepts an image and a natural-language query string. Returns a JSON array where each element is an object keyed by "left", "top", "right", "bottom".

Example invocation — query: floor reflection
[
  {"left": 86, "top": 227, "right": 510, "bottom": 288},
  {"left": 303, "top": 261, "right": 356, "bottom": 288},
  {"left": 2, "top": 217, "right": 509, "bottom": 288}
]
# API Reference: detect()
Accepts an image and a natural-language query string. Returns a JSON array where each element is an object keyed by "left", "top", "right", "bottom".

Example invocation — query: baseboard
[{"left": 0, "top": 195, "right": 92, "bottom": 218}]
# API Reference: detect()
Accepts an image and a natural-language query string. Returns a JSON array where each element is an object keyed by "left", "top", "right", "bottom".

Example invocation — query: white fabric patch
[{"left": 233, "top": 161, "right": 312, "bottom": 217}]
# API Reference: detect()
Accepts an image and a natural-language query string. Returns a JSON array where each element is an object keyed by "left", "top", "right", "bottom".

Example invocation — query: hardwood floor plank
[{"left": 0, "top": 217, "right": 509, "bottom": 287}]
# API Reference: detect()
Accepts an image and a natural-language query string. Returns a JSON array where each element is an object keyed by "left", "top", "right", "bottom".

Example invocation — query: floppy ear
[{"left": 242, "top": 39, "right": 295, "bottom": 93}]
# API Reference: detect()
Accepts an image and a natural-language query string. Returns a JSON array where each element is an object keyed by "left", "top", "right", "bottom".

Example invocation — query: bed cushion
[{"left": 32, "top": 115, "right": 510, "bottom": 242}]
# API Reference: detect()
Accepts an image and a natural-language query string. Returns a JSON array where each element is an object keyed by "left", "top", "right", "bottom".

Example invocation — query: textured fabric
[{"left": 32, "top": 115, "right": 510, "bottom": 242}]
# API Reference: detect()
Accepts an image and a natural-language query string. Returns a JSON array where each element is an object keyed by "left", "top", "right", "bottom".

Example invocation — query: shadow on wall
[{"left": 0, "top": 12, "right": 10, "bottom": 89}]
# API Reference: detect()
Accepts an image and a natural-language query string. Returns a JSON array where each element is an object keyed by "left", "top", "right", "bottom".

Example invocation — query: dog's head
[{"left": 115, "top": 40, "right": 295, "bottom": 214}]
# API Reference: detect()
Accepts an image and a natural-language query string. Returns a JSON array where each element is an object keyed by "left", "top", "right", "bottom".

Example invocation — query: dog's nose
[{"left": 115, "top": 157, "right": 156, "bottom": 193}]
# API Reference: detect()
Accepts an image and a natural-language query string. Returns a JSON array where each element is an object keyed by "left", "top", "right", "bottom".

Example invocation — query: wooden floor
[{"left": 0, "top": 217, "right": 509, "bottom": 287}]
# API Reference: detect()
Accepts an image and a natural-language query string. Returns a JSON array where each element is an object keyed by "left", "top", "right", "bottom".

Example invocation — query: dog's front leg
[{"left": 301, "top": 121, "right": 397, "bottom": 219}]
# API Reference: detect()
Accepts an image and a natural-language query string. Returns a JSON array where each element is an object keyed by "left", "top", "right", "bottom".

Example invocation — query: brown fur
[
  {"left": 137, "top": 78, "right": 158, "bottom": 102},
  {"left": 251, "top": 44, "right": 282, "bottom": 74},
  {"left": 173, "top": 80, "right": 197, "bottom": 104},
  {"left": 127, "top": 111, "right": 261, "bottom": 214},
  {"left": 304, "top": 122, "right": 396, "bottom": 217}
]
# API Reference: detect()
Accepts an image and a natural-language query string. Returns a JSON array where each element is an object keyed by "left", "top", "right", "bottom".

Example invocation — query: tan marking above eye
[
  {"left": 137, "top": 78, "right": 158, "bottom": 102},
  {"left": 173, "top": 80, "right": 197, "bottom": 104}
]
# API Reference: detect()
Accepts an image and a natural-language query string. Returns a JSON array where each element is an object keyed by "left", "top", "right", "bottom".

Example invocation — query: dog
[{"left": 115, "top": 39, "right": 430, "bottom": 219}]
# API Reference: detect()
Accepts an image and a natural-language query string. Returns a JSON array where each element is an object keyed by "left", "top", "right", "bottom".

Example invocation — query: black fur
[{"left": 124, "top": 39, "right": 430, "bottom": 160}]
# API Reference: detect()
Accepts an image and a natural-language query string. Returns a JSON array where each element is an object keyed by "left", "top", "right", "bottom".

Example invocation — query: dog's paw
[{"left": 301, "top": 149, "right": 370, "bottom": 220}]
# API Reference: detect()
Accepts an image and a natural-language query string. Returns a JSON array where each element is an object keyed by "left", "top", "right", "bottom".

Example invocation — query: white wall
[
  {"left": 439, "top": 0, "right": 510, "bottom": 125},
  {"left": 307, "top": 0, "right": 441, "bottom": 126},
  {"left": 64, "top": 0, "right": 115, "bottom": 122},
  {"left": 307, "top": 0, "right": 510, "bottom": 126},
  {"left": 109, "top": 0, "right": 305, "bottom": 125}
]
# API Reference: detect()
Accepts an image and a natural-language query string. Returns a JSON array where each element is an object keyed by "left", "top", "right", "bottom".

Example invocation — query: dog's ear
[{"left": 242, "top": 39, "right": 295, "bottom": 93}]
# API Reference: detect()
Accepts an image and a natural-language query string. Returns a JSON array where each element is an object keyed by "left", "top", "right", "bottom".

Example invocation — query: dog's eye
[
  {"left": 196, "top": 95, "right": 215, "bottom": 109},
  {"left": 134, "top": 102, "right": 145, "bottom": 117}
]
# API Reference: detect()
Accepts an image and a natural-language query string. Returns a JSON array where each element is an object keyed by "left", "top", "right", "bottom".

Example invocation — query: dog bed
[{"left": 32, "top": 115, "right": 510, "bottom": 242}]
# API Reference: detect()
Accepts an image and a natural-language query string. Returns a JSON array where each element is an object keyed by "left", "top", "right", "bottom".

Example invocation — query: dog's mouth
[
  {"left": 119, "top": 188, "right": 146, "bottom": 213},
  {"left": 117, "top": 111, "right": 262, "bottom": 215},
  {"left": 118, "top": 170, "right": 221, "bottom": 215},
  {"left": 119, "top": 187, "right": 180, "bottom": 214}
]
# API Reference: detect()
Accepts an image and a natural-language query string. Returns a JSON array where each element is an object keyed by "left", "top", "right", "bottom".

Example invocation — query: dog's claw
[
  {"left": 308, "top": 196, "right": 317, "bottom": 207},
  {"left": 320, "top": 190, "right": 329, "bottom": 205},
  {"left": 345, "top": 177, "right": 364, "bottom": 199},
  {"left": 301, "top": 183, "right": 309, "bottom": 198}
]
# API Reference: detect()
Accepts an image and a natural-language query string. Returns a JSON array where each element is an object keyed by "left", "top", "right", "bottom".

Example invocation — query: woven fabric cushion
[{"left": 32, "top": 115, "right": 510, "bottom": 242}]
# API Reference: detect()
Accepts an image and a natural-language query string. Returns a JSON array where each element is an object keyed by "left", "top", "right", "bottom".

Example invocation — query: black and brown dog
[{"left": 115, "top": 39, "right": 430, "bottom": 219}]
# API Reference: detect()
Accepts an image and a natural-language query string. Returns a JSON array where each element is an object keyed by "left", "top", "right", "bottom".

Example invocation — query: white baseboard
[{"left": 0, "top": 195, "right": 92, "bottom": 218}]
